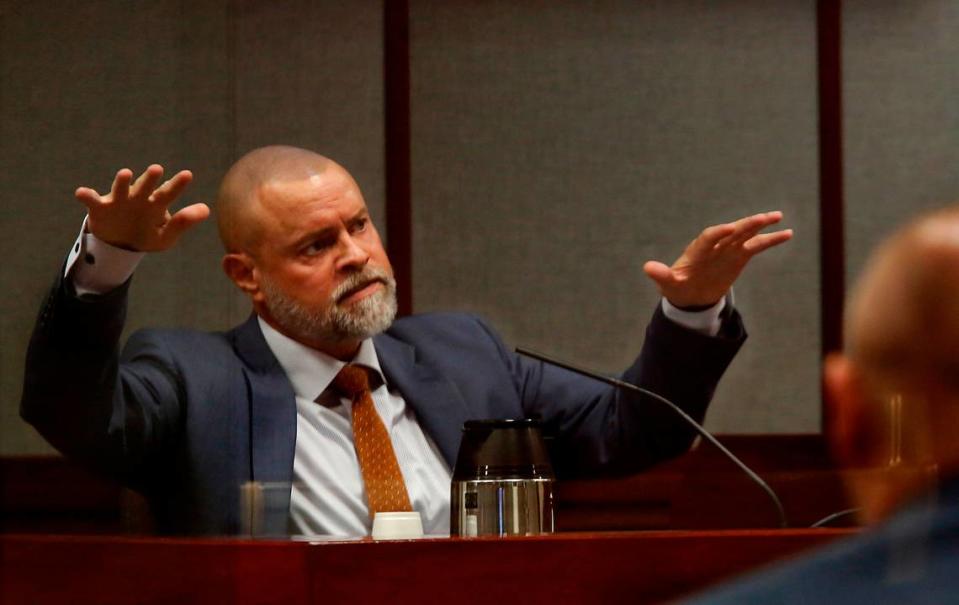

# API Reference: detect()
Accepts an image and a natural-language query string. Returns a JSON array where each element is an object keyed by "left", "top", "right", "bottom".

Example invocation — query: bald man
[
  {"left": 22, "top": 146, "right": 790, "bottom": 536},
  {"left": 684, "top": 206, "right": 959, "bottom": 604}
]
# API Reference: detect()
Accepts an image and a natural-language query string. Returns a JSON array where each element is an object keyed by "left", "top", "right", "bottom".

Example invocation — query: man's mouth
[{"left": 337, "top": 279, "right": 385, "bottom": 305}]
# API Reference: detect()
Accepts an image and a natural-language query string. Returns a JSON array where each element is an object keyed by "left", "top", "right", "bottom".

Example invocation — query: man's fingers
[
  {"left": 159, "top": 203, "right": 211, "bottom": 247},
  {"left": 720, "top": 219, "right": 771, "bottom": 249},
  {"left": 149, "top": 170, "right": 194, "bottom": 207},
  {"left": 696, "top": 223, "right": 736, "bottom": 249},
  {"left": 74, "top": 187, "right": 103, "bottom": 210},
  {"left": 130, "top": 164, "right": 164, "bottom": 201},
  {"left": 177, "top": 202, "right": 211, "bottom": 223},
  {"left": 733, "top": 211, "right": 782, "bottom": 230},
  {"left": 643, "top": 260, "right": 676, "bottom": 287},
  {"left": 743, "top": 229, "right": 794, "bottom": 255},
  {"left": 110, "top": 169, "right": 133, "bottom": 204},
  {"left": 716, "top": 211, "right": 784, "bottom": 249}
]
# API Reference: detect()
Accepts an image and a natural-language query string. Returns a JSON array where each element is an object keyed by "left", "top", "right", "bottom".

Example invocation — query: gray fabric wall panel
[
  {"left": 409, "top": 0, "right": 821, "bottom": 433},
  {"left": 844, "top": 1, "right": 959, "bottom": 281},
  {"left": 0, "top": 1, "right": 383, "bottom": 454},
  {"left": 1, "top": 1, "right": 235, "bottom": 454},
  {"left": 10, "top": 1, "right": 953, "bottom": 454},
  {"left": 233, "top": 0, "right": 386, "bottom": 233}
]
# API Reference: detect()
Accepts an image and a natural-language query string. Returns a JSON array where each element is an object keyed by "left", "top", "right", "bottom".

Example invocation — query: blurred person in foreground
[
  {"left": 685, "top": 204, "right": 959, "bottom": 604},
  {"left": 21, "top": 146, "right": 791, "bottom": 536}
]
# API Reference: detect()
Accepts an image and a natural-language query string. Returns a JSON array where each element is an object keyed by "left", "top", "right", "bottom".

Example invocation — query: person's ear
[
  {"left": 824, "top": 354, "right": 881, "bottom": 467},
  {"left": 222, "top": 252, "right": 263, "bottom": 302}
]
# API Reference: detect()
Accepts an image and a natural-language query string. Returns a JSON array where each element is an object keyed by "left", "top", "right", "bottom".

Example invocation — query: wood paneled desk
[
  {"left": 1, "top": 435, "right": 861, "bottom": 534},
  {"left": 0, "top": 529, "right": 853, "bottom": 604},
  {"left": 1, "top": 437, "right": 874, "bottom": 602}
]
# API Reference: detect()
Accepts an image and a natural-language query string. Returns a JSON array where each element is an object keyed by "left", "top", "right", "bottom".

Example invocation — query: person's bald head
[
  {"left": 827, "top": 204, "right": 959, "bottom": 523},
  {"left": 216, "top": 145, "right": 393, "bottom": 359},
  {"left": 216, "top": 145, "right": 340, "bottom": 253},
  {"left": 845, "top": 205, "right": 959, "bottom": 400}
]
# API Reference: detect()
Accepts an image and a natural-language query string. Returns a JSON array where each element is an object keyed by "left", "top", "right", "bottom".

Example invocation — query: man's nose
[{"left": 337, "top": 234, "right": 370, "bottom": 270}]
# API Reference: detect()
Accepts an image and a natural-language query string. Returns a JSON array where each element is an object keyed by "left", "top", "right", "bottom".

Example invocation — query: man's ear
[
  {"left": 824, "top": 354, "right": 884, "bottom": 468},
  {"left": 823, "top": 353, "right": 875, "bottom": 467},
  {"left": 222, "top": 252, "right": 263, "bottom": 301}
]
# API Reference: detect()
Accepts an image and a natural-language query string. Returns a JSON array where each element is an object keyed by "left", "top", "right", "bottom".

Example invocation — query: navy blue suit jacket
[{"left": 22, "top": 274, "right": 745, "bottom": 535}]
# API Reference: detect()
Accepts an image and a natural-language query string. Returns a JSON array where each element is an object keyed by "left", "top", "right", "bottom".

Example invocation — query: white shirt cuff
[
  {"left": 660, "top": 293, "right": 730, "bottom": 337},
  {"left": 65, "top": 217, "right": 145, "bottom": 296}
]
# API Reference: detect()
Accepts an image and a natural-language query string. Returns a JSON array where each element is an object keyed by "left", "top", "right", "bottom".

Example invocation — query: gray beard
[{"left": 261, "top": 267, "right": 397, "bottom": 345}]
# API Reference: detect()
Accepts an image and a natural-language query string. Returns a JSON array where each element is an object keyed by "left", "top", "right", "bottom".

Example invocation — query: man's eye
[
  {"left": 352, "top": 218, "right": 368, "bottom": 233},
  {"left": 304, "top": 240, "right": 332, "bottom": 255}
]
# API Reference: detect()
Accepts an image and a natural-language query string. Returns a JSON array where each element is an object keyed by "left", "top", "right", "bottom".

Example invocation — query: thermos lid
[{"left": 452, "top": 418, "right": 555, "bottom": 480}]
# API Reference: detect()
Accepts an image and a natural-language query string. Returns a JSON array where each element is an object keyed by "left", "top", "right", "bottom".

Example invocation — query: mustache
[{"left": 332, "top": 266, "right": 394, "bottom": 303}]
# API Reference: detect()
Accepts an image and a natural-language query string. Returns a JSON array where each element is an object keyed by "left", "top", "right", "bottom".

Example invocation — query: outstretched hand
[
  {"left": 75, "top": 164, "right": 210, "bottom": 252},
  {"left": 643, "top": 211, "right": 793, "bottom": 309}
]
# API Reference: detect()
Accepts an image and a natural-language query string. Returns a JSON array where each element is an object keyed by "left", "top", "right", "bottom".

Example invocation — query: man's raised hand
[
  {"left": 75, "top": 164, "right": 210, "bottom": 252},
  {"left": 643, "top": 211, "right": 793, "bottom": 309}
]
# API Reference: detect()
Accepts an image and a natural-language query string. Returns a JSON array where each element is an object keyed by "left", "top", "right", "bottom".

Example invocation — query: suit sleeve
[
  {"left": 494, "top": 304, "right": 746, "bottom": 477},
  {"left": 20, "top": 271, "right": 181, "bottom": 485}
]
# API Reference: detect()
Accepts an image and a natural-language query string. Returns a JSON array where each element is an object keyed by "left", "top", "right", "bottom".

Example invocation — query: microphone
[{"left": 515, "top": 346, "right": 788, "bottom": 529}]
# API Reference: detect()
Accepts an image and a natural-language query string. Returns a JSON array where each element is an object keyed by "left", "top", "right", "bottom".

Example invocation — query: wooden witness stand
[
  {"left": 1, "top": 436, "right": 875, "bottom": 603},
  {"left": 0, "top": 529, "right": 852, "bottom": 604}
]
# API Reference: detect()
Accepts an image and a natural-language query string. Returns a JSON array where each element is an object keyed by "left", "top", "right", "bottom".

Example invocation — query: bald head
[
  {"left": 828, "top": 206, "right": 959, "bottom": 520},
  {"left": 217, "top": 145, "right": 393, "bottom": 359},
  {"left": 216, "top": 145, "right": 338, "bottom": 253},
  {"left": 846, "top": 205, "right": 959, "bottom": 398}
]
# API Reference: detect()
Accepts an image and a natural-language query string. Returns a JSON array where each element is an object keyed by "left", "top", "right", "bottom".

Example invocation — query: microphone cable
[
  {"left": 516, "top": 346, "right": 788, "bottom": 529},
  {"left": 810, "top": 508, "right": 861, "bottom": 528}
]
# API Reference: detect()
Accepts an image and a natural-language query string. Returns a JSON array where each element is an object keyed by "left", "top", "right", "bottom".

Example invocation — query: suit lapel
[
  {"left": 374, "top": 332, "right": 472, "bottom": 468},
  {"left": 230, "top": 315, "right": 470, "bottom": 499},
  {"left": 232, "top": 315, "right": 297, "bottom": 495}
]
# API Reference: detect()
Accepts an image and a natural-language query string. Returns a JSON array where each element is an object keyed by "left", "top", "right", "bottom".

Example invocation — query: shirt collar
[{"left": 257, "top": 316, "right": 385, "bottom": 401}]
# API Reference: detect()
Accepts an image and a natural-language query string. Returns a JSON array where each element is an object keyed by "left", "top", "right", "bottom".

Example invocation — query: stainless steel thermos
[{"left": 450, "top": 418, "right": 555, "bottom": 537}]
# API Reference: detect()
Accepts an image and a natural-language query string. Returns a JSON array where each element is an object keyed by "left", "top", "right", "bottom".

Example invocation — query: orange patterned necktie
[{"left": 333, "top": 364, "right": 413, "bottom": 517}]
